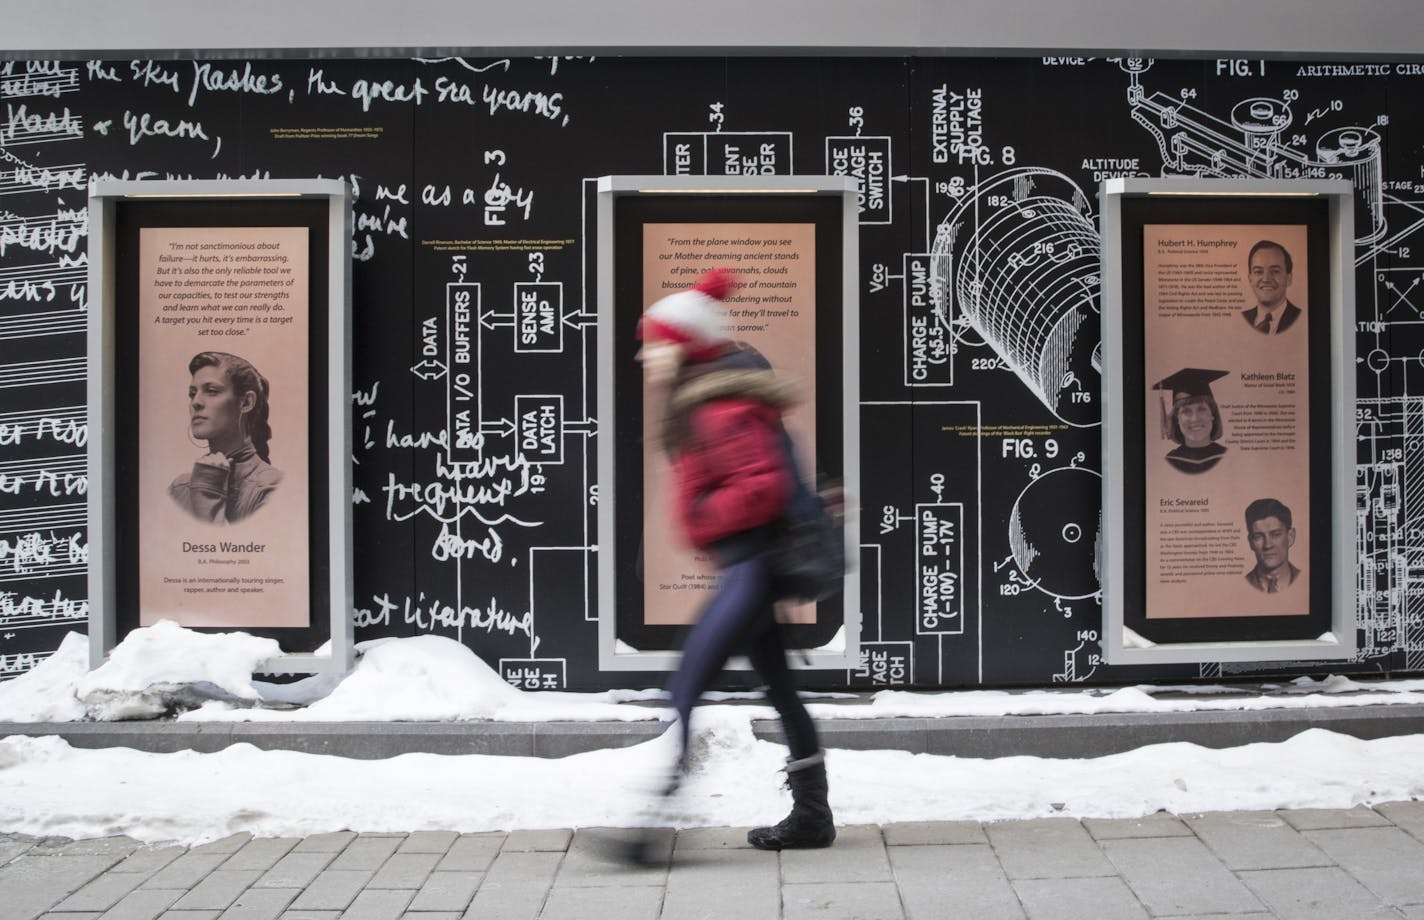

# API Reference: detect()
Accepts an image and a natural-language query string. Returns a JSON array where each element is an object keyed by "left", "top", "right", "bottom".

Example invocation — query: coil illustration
[{"left": 929, "top": 168, "right": 1102, "bottom": 428}]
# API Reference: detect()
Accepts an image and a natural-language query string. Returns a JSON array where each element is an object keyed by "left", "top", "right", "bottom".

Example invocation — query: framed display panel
[
  {"left": 88, "top": 180, "right": 354, "bottom": 675},
  {"left": 595, "top": 175, "right": 861, "bottom": 671},
  {"left": 1100, "top": 178, "right": 1355, "bottom": 665}
]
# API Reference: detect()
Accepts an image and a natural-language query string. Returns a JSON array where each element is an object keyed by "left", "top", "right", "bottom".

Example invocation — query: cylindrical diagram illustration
[
  {"left": 930, "top": 169, "right": 1101, "bottom": 427},
  {"left": 1317, "top": 126, "right": 1386, "bottom": 244}
]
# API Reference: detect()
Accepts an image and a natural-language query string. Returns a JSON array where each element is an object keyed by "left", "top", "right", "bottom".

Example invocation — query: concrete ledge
[
  {"left": 0, "top": 719, "right": 671, "bottom": 760},
  {"left": 6, "top": 703, "right": 1424, "bottom": 760},
  {"left": 785, "top": 704, "right": 1424, "bottom": 759}
]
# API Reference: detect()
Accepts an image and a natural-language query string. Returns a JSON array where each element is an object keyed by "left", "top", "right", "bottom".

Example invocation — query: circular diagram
[{"left": 1008, "top": 466, "right": 1102, "bottom": 600}]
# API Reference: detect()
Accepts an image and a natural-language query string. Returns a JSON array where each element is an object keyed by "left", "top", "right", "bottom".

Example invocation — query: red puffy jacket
[{"left": 662, "top": 362, "right": 797, "bottom": 549}]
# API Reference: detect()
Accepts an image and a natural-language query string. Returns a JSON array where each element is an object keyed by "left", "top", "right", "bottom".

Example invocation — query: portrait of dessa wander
[{"left": 168, "top": 350, "right": 284, "bottom": 525}]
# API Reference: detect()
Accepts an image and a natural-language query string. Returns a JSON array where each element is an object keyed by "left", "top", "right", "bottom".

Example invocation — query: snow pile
[
  {"left": 0, "top": 633, "right": 89, "bottom": 723},
  {"left": 0, "top": 625, "right": 668, "bottom": 724},
  {"left": 0, "top": 724, "right": 1421, "bottom": 845},
  {"left": 195, "top": 634, "right": 668, "bottom": 723},
  {"left": 0, "top": 622, "right": 281, "bottom": 722},
  {"left": 278, "top": 634, "right": 527, "bottom": 721},
  {"left": 6, "top": 624, "right": 1424, "bottom": 725}
]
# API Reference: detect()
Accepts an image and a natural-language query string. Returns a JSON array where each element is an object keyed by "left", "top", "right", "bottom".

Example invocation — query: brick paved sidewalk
[{"left": 4, "top": 803, "right": 1424, "bottom": 919}]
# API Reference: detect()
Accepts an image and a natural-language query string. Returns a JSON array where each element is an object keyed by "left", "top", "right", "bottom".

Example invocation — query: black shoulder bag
[{"left": 769, "top": 427, "right": 846, "bottom": 603}]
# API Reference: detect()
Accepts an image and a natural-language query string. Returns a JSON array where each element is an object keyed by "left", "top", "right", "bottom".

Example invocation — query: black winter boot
[{"left": 747, "top": 752, "right": 836, "bottom": 850}]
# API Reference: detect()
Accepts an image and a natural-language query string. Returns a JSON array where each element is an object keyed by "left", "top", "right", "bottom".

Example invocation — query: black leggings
[{"left": 666, "top": 554, "right": 820, "bottom": 766}]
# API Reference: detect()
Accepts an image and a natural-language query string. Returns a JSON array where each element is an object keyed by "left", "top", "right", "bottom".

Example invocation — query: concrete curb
[
  {"left": 808, "top": 703, "right": 1424, "bottom": 758},
  {"left": 5, "top": 702, "right": 1424, "bottom": 759}
]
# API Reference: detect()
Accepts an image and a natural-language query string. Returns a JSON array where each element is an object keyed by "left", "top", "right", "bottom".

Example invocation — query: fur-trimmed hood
[
  {"left": 662, "top": 367, "right": 799, "bottom": 450},
  {"left": 669, "top": 367, "right": 799, "bottom": 415}
]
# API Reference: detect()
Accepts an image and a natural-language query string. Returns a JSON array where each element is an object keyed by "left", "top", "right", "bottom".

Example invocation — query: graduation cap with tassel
[{"left": 1152, "top": 367, "right": 1228, "bottom": 440}]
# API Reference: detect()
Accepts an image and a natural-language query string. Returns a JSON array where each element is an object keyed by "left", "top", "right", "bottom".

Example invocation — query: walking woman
[{"left": 634, "top": 267, "right": 834, "bottom": 853}]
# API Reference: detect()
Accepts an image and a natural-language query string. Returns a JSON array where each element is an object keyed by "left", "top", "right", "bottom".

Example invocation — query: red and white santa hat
[{"left": 637, "top": 267, "right": 738, "bottom": 357}]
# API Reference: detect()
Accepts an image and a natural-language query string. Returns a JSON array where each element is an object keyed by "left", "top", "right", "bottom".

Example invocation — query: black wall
[{"left": 2, "top": 55, "right": 1421, "bottom": 690}]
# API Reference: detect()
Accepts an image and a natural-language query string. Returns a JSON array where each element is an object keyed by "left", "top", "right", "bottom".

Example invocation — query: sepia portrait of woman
[
  {"left": 168, "top": 351, "right": 283, "bottom": 524},
  {"left": 1154, "top": 367, "right": 1229, "bottom": 475}
]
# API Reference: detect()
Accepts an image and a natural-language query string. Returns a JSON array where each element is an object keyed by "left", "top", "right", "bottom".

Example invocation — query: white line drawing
[
  {"left": 1007, "top": 466, "right": 1102, "bottom": 601},
  {"left": 1355, "top": 399, "right": 1424, "bottom": 669},
  {"left": 928, "top": 168, "right": 1102, "bottom": 428},
  {"left": 5, "top": 53, "right": 1424, "bottom": 688},
  {"left": 1117, "top": 57, "right": 1388, "bottom": 246},
  {"left": 1052, "top": 629, "right": 1101, "bottom": 683}
]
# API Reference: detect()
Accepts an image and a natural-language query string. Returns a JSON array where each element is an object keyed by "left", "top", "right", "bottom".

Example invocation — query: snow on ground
[
  {"left": 0, "top": 623, "right": 1422, "bottom": 844},
  {"left": 7, "top": 624, "right": 1424, "bottom": 726}
]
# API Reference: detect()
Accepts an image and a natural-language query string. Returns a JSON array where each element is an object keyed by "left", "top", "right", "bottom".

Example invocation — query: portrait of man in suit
[
  {"left": 1243, "top": 497, "right": 1301, "bottom": 593},
  {"left": 1242, "top": 240, "right": 1301, "bottom": 335}
]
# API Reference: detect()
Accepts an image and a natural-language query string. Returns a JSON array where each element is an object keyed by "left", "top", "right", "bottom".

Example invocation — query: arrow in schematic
[{"left": 411, "top": 359, "right": 447, "bottom": 381}]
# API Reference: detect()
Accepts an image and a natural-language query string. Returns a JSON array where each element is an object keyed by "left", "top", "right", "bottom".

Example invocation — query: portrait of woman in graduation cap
[{"left": 1154, "top": 367, "right": 1229, "bottom": 474}]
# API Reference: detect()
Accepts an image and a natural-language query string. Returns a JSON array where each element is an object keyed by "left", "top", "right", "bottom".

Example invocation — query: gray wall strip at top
[{"left": 3, "top": 0, "right": 1424, "bottom": 59}]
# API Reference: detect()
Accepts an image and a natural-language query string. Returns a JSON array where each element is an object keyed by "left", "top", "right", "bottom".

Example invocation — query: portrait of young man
[{"left": 1243, "top": 497, "right": 1301, "bottom": 593}]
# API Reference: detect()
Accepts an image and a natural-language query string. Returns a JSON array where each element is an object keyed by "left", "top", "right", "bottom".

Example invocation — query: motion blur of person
[{"left": 632, "top": 267, "right": 834, "bottom": 856}]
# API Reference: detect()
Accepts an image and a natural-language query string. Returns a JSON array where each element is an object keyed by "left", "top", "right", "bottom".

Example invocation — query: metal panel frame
[
  {"left": 1100, "top": 177, "right": 1356, "bottom": 665},
  {"left": 595, "top": 174, "right": 861, "bottom": 671},
  {"left": 86, "top": 179, "right": 354, "bottom": 676}
]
